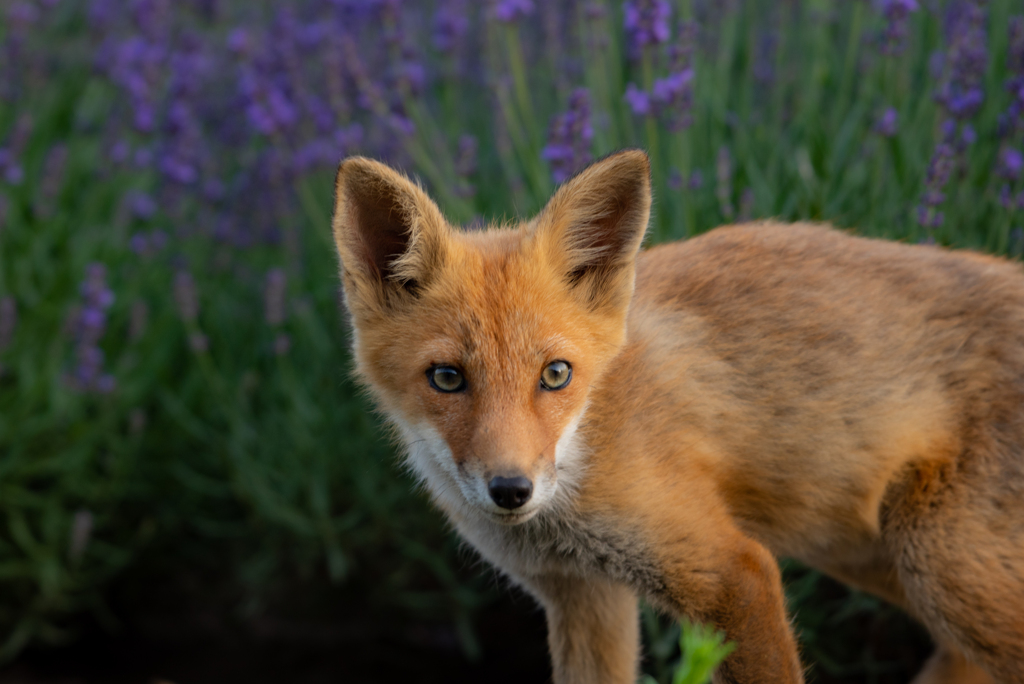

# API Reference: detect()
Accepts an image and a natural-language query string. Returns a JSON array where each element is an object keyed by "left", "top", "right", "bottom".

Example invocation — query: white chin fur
[{"left": 394, "top": 409, "right": 589, "bottom": 518}]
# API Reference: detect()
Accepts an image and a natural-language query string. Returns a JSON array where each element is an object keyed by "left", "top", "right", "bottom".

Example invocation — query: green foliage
[
  {"left": 640, "top": 618, "right": 735, "bottom": 684},
  {"left": 0, "top": 0, "right": 1021, "bottom": 678}
]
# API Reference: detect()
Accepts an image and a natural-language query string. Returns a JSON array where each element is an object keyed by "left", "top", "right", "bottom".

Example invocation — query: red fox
[{"left": 330, "top": 149, "right": 1024, "bottom": 683}]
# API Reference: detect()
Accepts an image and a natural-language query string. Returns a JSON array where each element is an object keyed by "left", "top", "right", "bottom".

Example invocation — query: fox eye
[
  {"left": 540, "top": 361, "right": 572, "bottom": 391},
  {"left": 428, "top": 366, "right": 465, "bottom": 393}
]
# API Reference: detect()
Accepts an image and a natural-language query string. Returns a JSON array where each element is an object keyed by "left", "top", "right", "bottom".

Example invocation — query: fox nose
[{"left": 488, "top": 476, "right": 533, "bottom": 510}]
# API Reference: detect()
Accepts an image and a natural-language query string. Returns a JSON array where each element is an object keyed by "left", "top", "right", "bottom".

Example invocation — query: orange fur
[{"left": 331, "top": 150, "right": 1024, "bottom": 684}]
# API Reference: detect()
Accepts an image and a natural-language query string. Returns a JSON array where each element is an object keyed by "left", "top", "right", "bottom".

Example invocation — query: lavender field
[{"left": 0, "top": 0, "right": 1022, "bottom": 681}]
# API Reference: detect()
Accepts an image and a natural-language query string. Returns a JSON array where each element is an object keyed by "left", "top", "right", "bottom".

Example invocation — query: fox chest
[{"left": 450, "top": 509, "right": 667, "bottom": 596}]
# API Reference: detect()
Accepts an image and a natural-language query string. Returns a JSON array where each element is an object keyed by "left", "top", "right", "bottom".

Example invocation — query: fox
[{"left": 330, "top": 149, "right": 1024, "bottom": 684}]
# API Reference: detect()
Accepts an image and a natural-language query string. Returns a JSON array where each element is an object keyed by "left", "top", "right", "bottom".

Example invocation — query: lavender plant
[{"left": 0, "top": 0, "right": 1021, "bottom": 680}]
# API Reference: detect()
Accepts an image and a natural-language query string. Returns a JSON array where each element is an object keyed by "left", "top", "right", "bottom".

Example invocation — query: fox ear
[
  {"left": 533, "top": 149, "right": 651, "bottom": 313},
  {"left": 332, "top": 157, "right": 448, "bottom": 314}
]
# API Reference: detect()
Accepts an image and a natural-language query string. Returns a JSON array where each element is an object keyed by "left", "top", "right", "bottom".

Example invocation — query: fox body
[{"left": 331, "top": 150, "right": 1024, "bottom": 683}]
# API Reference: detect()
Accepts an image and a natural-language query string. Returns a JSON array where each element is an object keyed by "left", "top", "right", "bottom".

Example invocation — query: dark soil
[
  {"left": 0, "top": 568, "right": 933, "bottom": 684},
  {"left": 0, "top": 594, "right": 552, "bottom": 684}
]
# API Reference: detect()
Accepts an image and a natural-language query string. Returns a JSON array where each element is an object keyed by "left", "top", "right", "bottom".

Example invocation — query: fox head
[{"left": 331, "top": 150, "right": 651, "bottom": 524}]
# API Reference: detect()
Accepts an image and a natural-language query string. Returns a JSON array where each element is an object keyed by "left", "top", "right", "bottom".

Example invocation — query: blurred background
[{"left": 0, "top": 0, "right": 1021, "bottom": 682}]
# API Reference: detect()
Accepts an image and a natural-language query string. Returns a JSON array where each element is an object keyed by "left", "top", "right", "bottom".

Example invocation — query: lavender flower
[
  {"left": 1003, "top": 148, "right": 1023, "bottom": 179},
  {"left": 688, "top": 169, "right": 704, "bottom": 190},
  {"left": 754, "top": 29, "right": 778, "bottom": 87},
  {"left": 878, "top": 0, "right": 919, "bottom": 55},
  {"left": 493, "top": 0, "right": 534, "bottom": 23},
  {"left": 624, "top": 83, "right": 651, "bottom": 115},
  {"left": 541, "top": 88, "right": 593, "bottom": 184},
  {"left": 127, "top": 190, "right": 157, "bottom": 220},
  {"left": 716, "top": 146, "right": 735, "bottom": 220},
  {"left": 916, "top": 142, "right": 956, "bottom": 228},
  {"left": 652, "top": 68, "right": 694, "bottom": 131},
  {"left": 917, "top": 0, "right": 989, "bottom": 230},
  {"left": 1008, "top": 17, "right": 1024, "bottom": 104},
  {"left": 0, "top": 114, "right": 33, "bottom": 186},
  {"left": 997, "top": 17, "right": 1023, "bottom": 139},
  {"left": 667, "top": 169, "right": 683, "bottom": 191},
  {"left": 274, "top": 333, "right": 291, "bottom": 356},
  {"left": 434, "top": 0, "right": 470, "bottom": 53},
  {"left": 876, "top": 107, "right": 899, "bottom": 137},
  {"left": 340, "top": 33, "right": 411, "bottom": 139},
  {"left": 935, "top": 0, "right": 988, "bottom": 122},
  {"left": 67, "top": 263, "right": 116, "bottom": 393},
  {"left": 738, "top": 188, "right": 755, "bottom": 222},
  {"left": 456, "top": 135, "right": 478, "bottom": 178},
  {"left": 38, "top": 144, "right": 68, "bottom": 205},
  {"left": 174, "top": 270, "right": 199, "bottom": 325},
  {"left": 623, "top": 0, "right": 671, "bottom": 54},
  {"left": 264, "top": 268, "right": 287, "bottom": 326}
]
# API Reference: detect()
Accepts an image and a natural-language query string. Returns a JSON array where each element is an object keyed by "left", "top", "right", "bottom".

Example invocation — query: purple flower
[
  {"left": 624, "top": 83, "right": 651, "bottom": 115},
  {"left": 493, "top": 0, "right": 533, "bottom": 22},
  {"left": 1002, "top": 147, "right": 1024, "bottom": 179},
  {"left": 0, "top": 114, "right": 32, "bottom": 187},
  {"left": 274, "top": 333, "right": 291, "bottom": 356},
  {"left": 130, "top": 233, "right": 149, "bottom": 255},
  {"left": 878, "top": 0, "right": 919, "bottom": 55},
  {"left": 134, "top": 146, "right": 154, "bottom": 168},
  {"left": 174, "top": 270, "right": 199, "bottom": 324},
  {"left": 688, "top": 169, "right": 704, "bottom": 190},
  {"left": 738, "top": 188, "right": 755, "bottom": 222},
  {"left": 388, "top": 113, "right": 415, "bottom": 136},
  {"left": 6, "top": 2, "right": 40, "bottom": 27},
  {"left": 88, "top": 0, "right": 117, "bottom": 28},
  {"left": 754, "top": 30, "right": 778, "bottom": 86},
  {"left": 717, "top": 146, "right": 734, "bottom": 220},
  {"left": 918, "top": 0, "right": 989, "bottom": 230},
  {"left": 876, "top": 107, "right": 899, "bottom": 137},
  {"left": 67, "top": 264, "right": 116, "bottom": 393},
  {"left": 109, "top": 140, "right": 130, "bottom": 164},
  {"left": 434, "top": 0, "right": 470, "bottom": 53},
  {"left": 934, "top": 0, "right": 988, "bottom": 122},
  {"left": 997, "top": 18, "right": 1024, "bottom": 138},
  {"left": 39, "top": 145, "right": 68, "bottom": 203},
  {"left": 127, "top": 191, "right": 157, "bottom": 219},
  {"left": 541, "top": 88, "right": 593, "bottom": 184},
  {"left": 667, "top": 169, "right": 683, "bottom": 191},
  {"left": 456, "top": 135, "right": 478, "bottom": 178},
  {"left": 293, "top": 138, "right": 338, "bottom": 174},
  {"left": 917, "top": 142, "right": 956, "bottom": 228},
  {"left": 652, "top": 68, "right": 694, "bottom": 131},
  {"left": 961, "top": 123, "right": 977, "bottom": 145},
  {"left": 623, "top": 0, "right": 670, "bottom": 54},
  {"left": 652, "top": 69, "right": 693, "bottom": 103},
  {"left": 264, "top": 268, "right": 287, "bottom": 326},
  {"left": 227, "top": 27, "right": 252, "bottom": 55}
]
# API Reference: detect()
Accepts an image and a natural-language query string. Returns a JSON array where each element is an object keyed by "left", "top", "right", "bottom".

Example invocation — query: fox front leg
[
  {"left": 656, "top": 534, "right": 804, "bottom": 684},
  {"left": 525, "top": 573, "right": 640, "bottom": 684}
]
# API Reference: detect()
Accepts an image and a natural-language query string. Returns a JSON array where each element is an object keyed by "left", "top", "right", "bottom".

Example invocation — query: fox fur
[{"left": 330, "top": 149, "right": 1024, "bottom": 684}]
